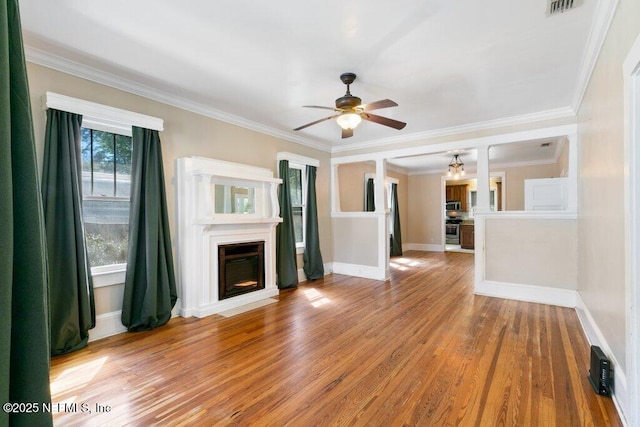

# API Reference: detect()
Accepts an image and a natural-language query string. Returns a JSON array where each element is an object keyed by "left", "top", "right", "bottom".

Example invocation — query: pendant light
[{"left": 447, "top": 154, "right": 465, "bottom": 178}]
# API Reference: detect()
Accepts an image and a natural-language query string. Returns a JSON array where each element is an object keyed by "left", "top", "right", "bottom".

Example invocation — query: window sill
[
  {"left": 91, "top": 264, "right": 127, "bottom": 288},
  {"left": 296, "top": 246, "right": 305, "bottom": 255}
]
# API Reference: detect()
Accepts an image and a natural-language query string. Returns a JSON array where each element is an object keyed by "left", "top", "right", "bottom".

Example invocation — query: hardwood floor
[{"left": 49, "top": 251, "right": 620, "bottom": 426}]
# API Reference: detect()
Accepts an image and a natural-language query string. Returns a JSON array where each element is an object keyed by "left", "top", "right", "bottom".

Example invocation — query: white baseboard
[
  {"left": 297, "top": 263, "right": 334, "bottom": 282},
  {"left": 403, "top": 243, "right": 444, "bottom": 252},
  {"left": 89, "top": 310, "right": 127, "bottom": 342},
  {"left": 185, "top": 288, "right": 279, "bottom": 318},
  {"left": 575, "top": 293, "right": 628, "bottom": 424},
  {"left": 332, "top": 262, "right": 388, "bottom": 281},
  {"left": 475, "top": 280, "right": 577, "bottom": 308}
]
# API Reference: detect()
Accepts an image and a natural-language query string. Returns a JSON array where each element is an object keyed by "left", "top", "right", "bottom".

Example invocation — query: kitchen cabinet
[
  {"left": 460, "top": 224, "right": 474, "bottom": 249},
  {"left": 446, "top": 184, "right": 468, "bottom": 211}
]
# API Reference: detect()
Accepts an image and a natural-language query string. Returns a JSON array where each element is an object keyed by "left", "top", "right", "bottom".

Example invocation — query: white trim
[
  {"left": 276, "top": 152, "right": 320, "bottom": 168},
  {"left": 476, "top": 210, "right": 577, "bottom": 220},
  {"left": 332, "top": 262, "right": 388, "bottom": 281},
  {"left": 623, "top": 32, "right": 640, "bottom": 427},
  {"left": 297, "top": 263, "right": 334, "bottom": 283},
  {"left": 575, "top": 293, "right": 629, "bottom": 425},
  {"left": 89, "top": 310, "right": 127, "bottom": 342},
  {"left": 91, "top": 265, "right": 126, "bottom": 288},
  {"left": 179, "top": 288, "right": 279, "bottom": 318},
  {"left": 44, "top": 91, "right": 163, "bottom": 133},
  {"left": 475, "top": 280, "right": 577, "bottom": 308},
  {"left": 331, "top": 211, "right": 381, "bottom": 218},
  {"left": 403, "top": 243, "right": 444, "bottom": 252},
  {"left": 331, "top": 107, "right": 576, "bottom": 153},
  {"left": 571, "top": 0, "right": 621, "bottom": 111},
  {"left": 331, "top": 124, "right": 578, "bottom": 164}
]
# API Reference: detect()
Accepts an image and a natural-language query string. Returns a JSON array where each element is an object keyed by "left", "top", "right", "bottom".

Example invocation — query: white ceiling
[{"left": 20, "top": 0, "right": 597, "bottom": 153}]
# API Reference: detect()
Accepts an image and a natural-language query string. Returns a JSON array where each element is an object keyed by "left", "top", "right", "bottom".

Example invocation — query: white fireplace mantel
[{"left": 176, "top": 157, "right": 282, "bottom": 317}]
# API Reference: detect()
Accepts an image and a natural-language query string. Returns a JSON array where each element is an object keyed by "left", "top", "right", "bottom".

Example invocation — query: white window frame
[
  {"left": 44, "top": 92, "right": 163, "bottom": 287},
  {"left": 289, "top": 162, "right": 307, "bottom": 253},
  {"left": 277, "top": 152, "right": 320, "bottom": 255}
]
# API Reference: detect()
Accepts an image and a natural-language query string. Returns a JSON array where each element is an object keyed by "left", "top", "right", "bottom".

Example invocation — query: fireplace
[
  {"left": 176, "top": 156, "right": 281, "bottom": 318},
  {"left": 218, "top": 241, "right": 265, "bottom": 300}
]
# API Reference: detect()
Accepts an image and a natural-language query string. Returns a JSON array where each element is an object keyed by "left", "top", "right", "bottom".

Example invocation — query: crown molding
[
  {"left": 25, "top": 45, "right": 332, "bottom": 153},
  {"left": 571, "top": 0, "right": 620, "bottom": 111},
  {"left": 330, "top": 106, "right": 576, "bottom": 154},
  {"left": 25, "top": 42, "right": 586, "bottom": 158}
]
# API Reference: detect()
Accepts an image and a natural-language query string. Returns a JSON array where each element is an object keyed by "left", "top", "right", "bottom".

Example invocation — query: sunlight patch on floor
[
  {"left": 303, "top": 288, "right": 331, "bottom": 308},
  {"left": 50, "top": 356, "right": 108, "bottom": 395},
  {"left": 389, "top": 262, "right": 408, "bottom": 271}
]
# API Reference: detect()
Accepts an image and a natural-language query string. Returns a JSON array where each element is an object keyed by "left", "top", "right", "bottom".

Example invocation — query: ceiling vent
[
  {"left": 541, "top": 142, "right": 552, "bottom": 147},
  {"left": 547, "top": 0, "right": 583, "bottom": 16}
]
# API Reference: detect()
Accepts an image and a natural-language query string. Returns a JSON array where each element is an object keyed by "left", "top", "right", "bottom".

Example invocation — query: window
[
  {"left": 289, "top": 163, "right": 306, "bottom": 249},
  {"left": 278, "top": 152, "right": 320, "bottom": 253},
  {"left": 81, "top": 128, "right": 132, "bottom": 268}
]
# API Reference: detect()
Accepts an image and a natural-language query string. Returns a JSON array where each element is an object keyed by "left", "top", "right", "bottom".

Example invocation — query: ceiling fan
[{"left": 294, "top": 72, "right": 406, "bottom": 139}]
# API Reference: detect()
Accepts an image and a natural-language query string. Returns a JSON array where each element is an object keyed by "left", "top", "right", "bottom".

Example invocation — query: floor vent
[{"left": 547, "top": 0, "right": 583, "bottom": 16}]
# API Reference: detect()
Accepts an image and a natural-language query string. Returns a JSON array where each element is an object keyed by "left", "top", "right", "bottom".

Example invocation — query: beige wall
[
  {"left": 501, "top": 163, "right": 560, "bottom": 211},
  {"left": 576, "top": 0, "right": 640, "bottom": 374},
  {"left": 332, "top": 217, "right": 378, "bottom": 266},
  {"left": 407, "top": 173, "right": 443, "bottom": 246},
  {"left": 337, "top": 162, "right": 375, "bottom": 212},
  {"left": 26, "top": 63, "right": 333, "bottom": 315},
  {"left": 406, "top": 163, "right": 559, "bottom": 246},
  {"left": 336, "top": 162, "right": 408, "bottom": 243},
  {"left": 556, "top": 139, "right": 570, "bottom": 177},
  {"left": 485, "top": 218, "right": 577, "bottom": 289}
]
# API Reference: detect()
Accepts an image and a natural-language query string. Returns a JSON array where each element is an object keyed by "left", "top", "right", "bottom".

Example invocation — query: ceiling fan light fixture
[{"left": 336, "top": 112, "right": 362, "bottom": 130}]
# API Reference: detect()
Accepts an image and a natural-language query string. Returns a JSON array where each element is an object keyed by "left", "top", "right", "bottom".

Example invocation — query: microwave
[{"left": 446, "top": 201, "right": 461, "bottom": 211}]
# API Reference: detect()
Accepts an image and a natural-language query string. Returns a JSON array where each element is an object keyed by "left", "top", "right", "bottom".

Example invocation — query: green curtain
[
  {"left": 0, "top": 0, "right": 53, "bottom": 424},
  {"left": 276, "top": 160, "right": 298, "bottom": 288},
  {"left": 364, "top": 177, "right": 375, "bottom": 212},
  {"left": 303, "top": 165, "right": 324, "bottom": 280},
  {"left": 121, "top": 127, "right": 177, "bottom": 331},
  {"left": 41, "top": 109, "right": 96, "bottom": 355},
  {"left": 390, "top": 183, "right": 403, "bottom": 256}
]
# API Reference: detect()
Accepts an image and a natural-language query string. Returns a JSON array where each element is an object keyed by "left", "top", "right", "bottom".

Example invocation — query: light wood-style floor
[{"left": 50, "top": 251, "right": 620, "bottom": 426}]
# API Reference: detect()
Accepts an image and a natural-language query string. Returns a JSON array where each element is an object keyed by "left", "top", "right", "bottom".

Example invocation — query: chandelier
[{"left": 447, "top": 154, "right": 465, "bottom": 178}]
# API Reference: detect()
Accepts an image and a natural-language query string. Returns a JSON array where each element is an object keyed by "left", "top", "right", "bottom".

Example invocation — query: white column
[
  {"left": 476, "top": 146, "right": 491, "bottom": 213},
  {"left": 331, "top": 164, "right": 341, "bottom": 213},
  {"left": 375, "top": 159, "right": 387, "bottom": 213},
  {"left": 375, "top": 159, "right": 390, "bottom": 280}
]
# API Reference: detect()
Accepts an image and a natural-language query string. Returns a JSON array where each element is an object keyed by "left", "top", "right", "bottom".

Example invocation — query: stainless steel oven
[{"left": 445, "top": 223, "right": 460, "bottom": 244}]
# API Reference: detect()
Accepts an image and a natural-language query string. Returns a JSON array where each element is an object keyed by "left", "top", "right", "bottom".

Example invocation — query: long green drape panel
[
  {"left": 276, "top": 160, "right": 298, "bottom": 289},
  {"left": 121, "top": 127, "right": 177, "bottom": 331},
  {"left": 365, "top": 177, "right": 375, "bottom": 211},
  {"left": 42, "top": 108, "right": 96, "bottom": 355},
  {"left": 0, "top": 0, "right": 53, "bottom": 424},
  {"left": 303, "top": 165, "right": 324, "bottom": 280},
  {"left": 390, "top": 183, "right": 403, "bottom": 256}
]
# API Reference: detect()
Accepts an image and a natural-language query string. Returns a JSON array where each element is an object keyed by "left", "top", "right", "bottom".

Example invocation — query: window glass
[
  {"left": 81, "top": 128, "right": 132, "bottom": 267},
  {"left": 289, "top": 167, "right": 304, "bottom": 244}
]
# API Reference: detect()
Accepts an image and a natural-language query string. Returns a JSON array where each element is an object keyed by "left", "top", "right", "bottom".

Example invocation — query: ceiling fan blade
[
  {"left": 360, "top": 99, "right": 398, "bottom": 111},
  {"left": 361, "top": 112, "right": 406, "bottom": 130},
  {"left": 303, "top": 105, "right": 342, "bottom": 112},
  {"left": 293, "top": 114, "right": 338, "bottom": 131},
  {"left": 342, "top": 128, "right": 354, "bottom": 139}
]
